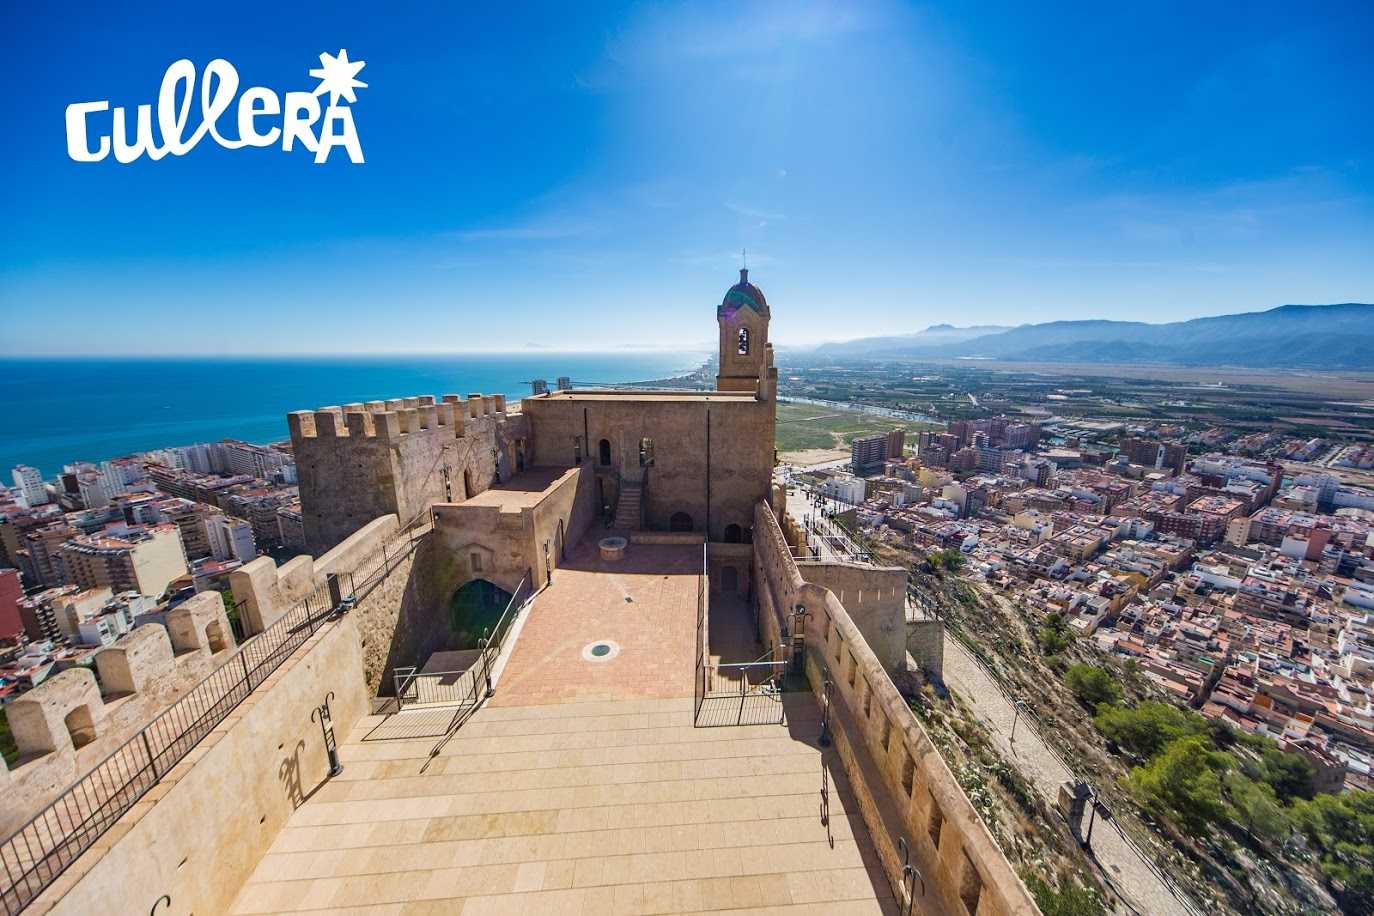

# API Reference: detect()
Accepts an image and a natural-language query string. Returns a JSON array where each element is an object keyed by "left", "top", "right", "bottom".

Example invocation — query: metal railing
[
  {"left": 698, "top": 650, "right": 787, "bottom": 727},
  {"left": 692, "top": 544, "right": 709, "bottom": 723},
  {"left": 0, "top": 520, "right": 430, "bottom": 916},
  {"left": 393, "top": 665, "right": 482, "bottom": 709},
  {"left": 419, "top": 576, "right": 533, "bottom": 761}
]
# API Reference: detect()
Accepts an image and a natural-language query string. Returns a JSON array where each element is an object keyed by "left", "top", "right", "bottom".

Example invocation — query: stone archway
[
  {"left": 448, "top": 579, "right": 514, "bottom": 649},
  {"left": 723, "top": 523, "right": 743, "bottom": 544},
  {"left": 598, "top": 438, "right": 612, "bottom": 466},
  {"left": 670, "top": 512, "right": 694, "bottom": 532}
]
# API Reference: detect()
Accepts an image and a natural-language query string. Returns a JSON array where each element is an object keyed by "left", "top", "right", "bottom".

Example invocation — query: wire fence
[{"left": 0, "top": 519, "right": 430, "bottom": 916}]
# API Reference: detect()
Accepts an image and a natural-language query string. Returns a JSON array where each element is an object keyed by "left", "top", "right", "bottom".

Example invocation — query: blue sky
[{"left": 2, "top": 1, "right": 1372, "bottom": 354}]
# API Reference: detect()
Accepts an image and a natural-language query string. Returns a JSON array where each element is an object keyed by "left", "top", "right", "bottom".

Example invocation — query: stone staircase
[
  {"left": 231, "top": 695, "right": 898, "bottom": 915},
  {"left": 613, "top": 480, "right": 643, "bottom": 529}
]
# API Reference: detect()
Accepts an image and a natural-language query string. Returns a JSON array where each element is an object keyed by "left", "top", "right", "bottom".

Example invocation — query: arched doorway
[
  {"left": 598, "top": 438, "right": 611, "bottom": 466},
  {"left": 723, "top": 524, "right": 743, "bottom": 543},
  {"left": 670, "top": 512, "right": 693, "bottom": 532},
  {"left": 448, "top": 579, "right": 514, "bottom": 648},
  {"left": 720, "top": 565, "right": 739, "bottom": 593}
]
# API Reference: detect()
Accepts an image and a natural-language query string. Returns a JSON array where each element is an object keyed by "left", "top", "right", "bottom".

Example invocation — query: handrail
[{"left": 0, "top": 519, "right": 428, "bottom": 916}]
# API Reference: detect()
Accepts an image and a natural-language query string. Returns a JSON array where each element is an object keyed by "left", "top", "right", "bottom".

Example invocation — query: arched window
[
  {"left": 723, "top": 523, "right": 743, "bottom": 543},
  {"left": 737, "top": 327, "right": 750, "bottom": 355},
  {"left": 670, "top": 512, "right": 693, "bottom": 532},
  {"left": 598, "top": 438, "right": 611, "bottom": 466}
]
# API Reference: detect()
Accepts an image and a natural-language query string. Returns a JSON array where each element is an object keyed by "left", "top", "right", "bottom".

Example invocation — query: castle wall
[
  {"left": 430, "top": 465, "right": 596, "bottom": 611},
  {"left": 291, "top": 395, "right": 527, "bottom": 555},
  {"left": 228, "top": 512, "right": 443, "bottom": 696},
  {"left": 796, "top": 561, "right": 908, "bottom": 673},
  {"left": 229, "top": 515, "right": 400, "bottom": 633},
  {"left": 32, "top": 613, "right": 368, "bottom": 916},
  {"left": 752, "top": 501, "right": 1036, "bottom": 916},
  {"left": 0, "top": 592, "right": 234, "bottom": 838},
  {"left": 519, "top": 394, "right": 775, "bottom": 542}
]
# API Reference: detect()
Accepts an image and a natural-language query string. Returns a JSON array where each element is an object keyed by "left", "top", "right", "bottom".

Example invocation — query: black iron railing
[
  {"left": 693, "top": 544, "right": 708, "bottom": 723},
  {"left": 0, "top": 521, "right": 430, "bottom": 916}
]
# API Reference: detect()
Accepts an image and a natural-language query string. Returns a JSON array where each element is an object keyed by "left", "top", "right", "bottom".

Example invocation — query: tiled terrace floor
[
  {"left": 489, "top": 539, "right": 704, "bottom": 707},
  {"left": 231, "top": 695, "right": 898, "bottom": 915}
]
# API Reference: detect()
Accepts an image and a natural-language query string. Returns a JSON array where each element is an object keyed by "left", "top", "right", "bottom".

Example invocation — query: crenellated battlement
[
  {"left": 288, "top": 393, "right": 510, "bottom": 442},
  {"left": 291, "top": 392, "right": 526, "bottom": 555}
]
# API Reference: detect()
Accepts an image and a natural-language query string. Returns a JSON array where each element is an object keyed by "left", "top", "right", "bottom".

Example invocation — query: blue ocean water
[{"left": 0, "top": 352, "right": 707, "bottom": 477}]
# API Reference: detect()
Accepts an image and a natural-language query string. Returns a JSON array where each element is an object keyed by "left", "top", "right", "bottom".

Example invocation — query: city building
[
  {"left": 850, "top": 429, "right": 905, "bottom": 475},
  {"left": 11, "top": 465, "right": 48, "bottom": 507},
  {"left": 60, "top": 523, "right": 188, "bottom": 597},
  {"left": 206, "top": 513, "right": 256, "bottom": 563},
  {"left": 0, "top": 567, "right": 22, "bottom": 642}
]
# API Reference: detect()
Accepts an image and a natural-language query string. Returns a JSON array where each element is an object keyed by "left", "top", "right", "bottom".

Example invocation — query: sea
[{"left": 0, "top": 352, "right": 708, "bottom": 477}]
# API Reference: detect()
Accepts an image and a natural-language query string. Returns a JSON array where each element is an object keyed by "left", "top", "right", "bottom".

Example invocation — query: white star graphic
[{"left": 309, "top": 49, "right": 368, "bottom": 106}]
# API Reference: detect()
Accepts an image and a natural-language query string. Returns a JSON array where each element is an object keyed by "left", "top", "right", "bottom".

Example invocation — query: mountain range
[{"left": 814, "top": 303, "right": 1374, "bottom": 369}]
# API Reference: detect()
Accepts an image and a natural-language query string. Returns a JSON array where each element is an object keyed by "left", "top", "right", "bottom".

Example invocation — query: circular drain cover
[{"left": 581, "top": 640, "right": 621, "bottom": 662}]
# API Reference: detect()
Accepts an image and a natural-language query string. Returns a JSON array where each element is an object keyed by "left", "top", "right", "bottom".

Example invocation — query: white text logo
[{"left": 66, "top": 50, "right": 368, "bottom": 165}]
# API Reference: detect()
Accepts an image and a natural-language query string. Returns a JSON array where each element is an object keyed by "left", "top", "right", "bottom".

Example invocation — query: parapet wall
[
  {"left": 229, "top": 513, "right": 442, "bottom": 695},
  {"left": 0, "top": 592, "right": 235, "bottom": 837},
  {"left": 31, "top": 609, "right": 368, "bottom": 916},
  {"left": 291, "top": 393, "right": 527, "bottom": 555},
  {"left": 753, "top": 501, "right": 1036, "bottom": 916},
  {"left": 230, "top": 515, "right": 400, "bottom": 634}
]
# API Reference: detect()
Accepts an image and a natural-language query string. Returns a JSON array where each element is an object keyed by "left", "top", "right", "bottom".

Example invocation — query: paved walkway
[
  {"left": 940, "top": 637, "right": 1193, "bottom": 916},
  {"left": 231, "top": 695, "right": 899, "bottom": 915}
]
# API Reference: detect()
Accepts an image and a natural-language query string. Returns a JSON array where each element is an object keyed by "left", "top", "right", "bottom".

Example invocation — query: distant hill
[{"left": 814, "top": 303, "right": 1374, "bottom": 368}]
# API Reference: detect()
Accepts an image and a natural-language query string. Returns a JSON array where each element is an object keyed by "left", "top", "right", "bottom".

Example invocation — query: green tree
[
  {"left": 1094, "top": 700, "right": 1206, "bottom": 761},
  {"left": 1064, "top": 664, "right": 1122, "bottom": 708},
  {"left": 1223, "top": 771, "right": 1290, "bottom": 844},
  {"left": 1128, "top": 735, "right": 1231, "bottom": 836},
  {"left": 1038, "top": 612, "right": 1073, "bottom": 655},
  {"left": 1257, "top": 745, "right": 1317, "bottom": 803},
  {"left": 1291, "top": 792, "right": 1374, "bottom": 915}
]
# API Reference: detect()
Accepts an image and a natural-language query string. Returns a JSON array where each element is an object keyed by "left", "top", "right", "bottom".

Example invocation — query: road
[{"left": 940, "top": 636, "right": 1196, "bottom": 916}]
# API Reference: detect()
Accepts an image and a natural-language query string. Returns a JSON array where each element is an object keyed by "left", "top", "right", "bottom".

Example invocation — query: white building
[
  {"left": 207, "top": 513, "right": 257, "bottom": 563},
  {"left": 819, "top": 474, "right": 866, "bottom": 505},
  {"left": 12, "top": 464, "right": 49, "bottom": 507}
]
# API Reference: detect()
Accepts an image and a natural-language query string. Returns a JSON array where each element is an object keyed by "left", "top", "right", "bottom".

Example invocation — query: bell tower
[{"left": 716, "top": 267, "right": 773, "bottom": 396}]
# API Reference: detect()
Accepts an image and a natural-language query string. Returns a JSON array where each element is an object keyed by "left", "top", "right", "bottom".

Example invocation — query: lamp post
[
  {"left": 312, "top": 691, "right": 344, "bottom": 778},
  {"left": 1011, "top": 699, "right": 1029, "bottom": 743},
  {"left": 818, "top": 679, "right": 833, "bottom": 747},
  {"left": 1083, "top": 784, "right": 1098, "bottom": 848}
]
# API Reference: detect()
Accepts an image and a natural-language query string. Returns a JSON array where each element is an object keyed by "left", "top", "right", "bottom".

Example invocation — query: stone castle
[{"left": 2, "top": 272, "right": 1036, "bottom": 916}]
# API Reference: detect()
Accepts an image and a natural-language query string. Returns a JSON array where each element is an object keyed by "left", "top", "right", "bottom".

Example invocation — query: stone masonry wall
[
  {"left": 32, "top": 614, "right": 368, "bottom": 916},
  {"left": 292, "top": 394, "right": 528, "bottom": 555},
  {"left": 0, "top": 592, "right": 236, "bottom": 837},
  {"left": 753, "top": 501, "right": 1036, "bottom": 916}
]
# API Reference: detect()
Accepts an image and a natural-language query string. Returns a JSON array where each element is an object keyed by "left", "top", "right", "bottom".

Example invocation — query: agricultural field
[{"left": 774, "top": 401, "right": 934, "bottom": 465}]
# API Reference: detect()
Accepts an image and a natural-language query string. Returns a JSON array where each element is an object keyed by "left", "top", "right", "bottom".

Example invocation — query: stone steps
[
  {"left": 613, "top": 483, "right": 643, "bottom": 529},
  {"left": 233, "top": 695, "right": 897, "bottom": 915}
]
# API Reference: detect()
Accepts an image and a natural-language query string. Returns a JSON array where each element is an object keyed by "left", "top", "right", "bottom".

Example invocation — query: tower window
[{"left": 737, "top": 327, "right": 750, "bottom": 355}]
